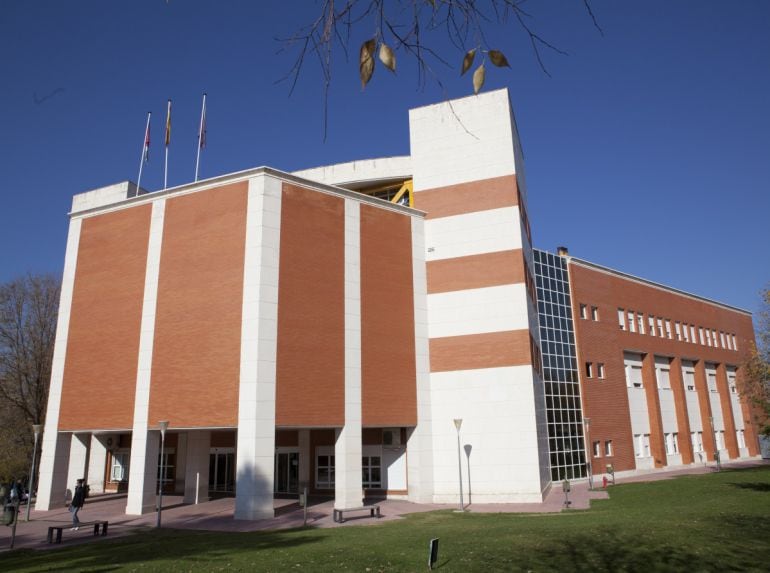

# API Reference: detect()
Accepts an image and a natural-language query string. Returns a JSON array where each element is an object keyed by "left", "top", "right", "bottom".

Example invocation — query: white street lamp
[
  {"left": 25, "top": 424, "right": 42, "bottom": 521},
  {"left": 156, "top": 421, "right": 169, "bottom": 528},
  {"left": 453, "top": 419, "right": 464, "bottom": 511}
]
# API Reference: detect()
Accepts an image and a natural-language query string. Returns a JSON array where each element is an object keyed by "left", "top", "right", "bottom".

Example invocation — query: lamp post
[
  {"left": 25, "top": 424, "right": 42, "bottom": 521},
  {"left": 453, "top": 419, "right": 464, "bottom": 511},
  {"left": 583, "top": 417, "right": 593, "bottom": 490},
  {"left": 156, "top": 421, "right": 169, "bottom": 528}
]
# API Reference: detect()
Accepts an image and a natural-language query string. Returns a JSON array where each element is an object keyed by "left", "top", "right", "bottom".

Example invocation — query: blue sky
[{"left": 2, "top": 1, "right": 768, "bottom": 317}]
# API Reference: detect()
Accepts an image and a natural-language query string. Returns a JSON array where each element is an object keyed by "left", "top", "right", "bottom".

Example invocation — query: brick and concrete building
[{"left": 35, "top": 89, "right": 760, "bottom": 519}]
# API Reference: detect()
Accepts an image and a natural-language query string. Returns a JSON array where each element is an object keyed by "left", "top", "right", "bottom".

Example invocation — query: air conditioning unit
[{"left": 383, "top": 428, "right": 401, "bottom": 446}]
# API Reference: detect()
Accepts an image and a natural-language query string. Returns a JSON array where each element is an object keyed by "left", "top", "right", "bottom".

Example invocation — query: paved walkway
[{"left": 1, "top": 458, "right": 765, "bottom": 552}]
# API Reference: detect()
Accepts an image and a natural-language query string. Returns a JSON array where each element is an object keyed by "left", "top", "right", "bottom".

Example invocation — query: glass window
[
  {"left": 637, "top": 314, "right": 645, "bottom": 334},
  {"left": 649, "top": 315, "right": 656, "bottom": 336},
  {"left": 665, "top": 320, "right": 672, "bottom": 339},
  {"left": 618, "top": 308, "right": 625, "bottom": 330},
  {"left": 604, "top": 440, "right": 613, "bottom": 456},
  {"left": 362, "top": 456, "right": 382, "bottom": 488},
  {"left": 316, "top": 453, "right": 335, "bottom": 489},
  {"left": 675, "top": 322, "right": 682, "bottom": 340},
  {"left": 597, "top": 363, "right": 605, "bottom": 378},
  {"left": 585, "top": 362, "right": 593, "bottom": 378},
  {"left": 628, "top": 311, "right": 636, "bottom": 332},
  {"left": 591, "top": 306, "right": 599, "bottom": 321},
  {"left": 683, "top": 323, "right": 690, "bottom": 342},
  {"left": 657, "top": 366, "right": 671, "bottom": 389},
  {"left": 579, "top": 303, "right": 588, "bottom": 319},
  {"left": 592, "top": 441, "right": 601, "bottom": 457},
  {"left": 111, "top": 453, "right": 129, "bottom": 481},
  {"left": 657, "top": 318, "right": 664, "bottom": 337}
]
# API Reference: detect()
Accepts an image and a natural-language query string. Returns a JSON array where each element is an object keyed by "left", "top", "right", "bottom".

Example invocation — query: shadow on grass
[{"left": 728, "top": 482, "right": 770, "bottom": 492}]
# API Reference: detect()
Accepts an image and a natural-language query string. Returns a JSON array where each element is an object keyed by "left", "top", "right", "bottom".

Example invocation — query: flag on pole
[
  {"left": 199, "top": 94, "right": 207, "bottom": 149},
  {"left": 143, "top": 115, "right": 151, "bottom": 162},
  {"left": 164, "top": 99, "right": 172, "bottom": 146}
]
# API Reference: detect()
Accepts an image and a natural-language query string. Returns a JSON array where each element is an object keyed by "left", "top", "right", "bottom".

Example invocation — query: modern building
[{"left": 35, "top": 89, "right": 760, "bottom": 520}]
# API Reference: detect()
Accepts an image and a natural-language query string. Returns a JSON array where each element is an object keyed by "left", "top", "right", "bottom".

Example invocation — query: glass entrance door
[
  {"left": 209, "top": 450, "right": 235, "bottom": 493},
  {"left": 274, "top": 452, "right": 299, "bottom": 493}
]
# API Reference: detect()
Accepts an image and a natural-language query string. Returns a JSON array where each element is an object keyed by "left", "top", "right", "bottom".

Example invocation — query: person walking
[{"left": 69, "top": 479, "right": 86, "bottom": 530}]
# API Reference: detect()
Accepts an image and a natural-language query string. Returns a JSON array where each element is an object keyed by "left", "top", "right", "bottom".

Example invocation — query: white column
[
  {"left": 126, "top": 430, "right": 160, "bottom": 515},
  {"left": 36, "top": 217, "right": 81, "bottom": 510},
  {"left": 235, "top": 175, "right": 282, "bottom": 520},
  {"left": 87, "top": 435, "right": 109, "bottom": 494},
  {"left": 126, "top": 199, "right": 165, "bottom": 515},
  {"left": 65, "top": 433, "right": 90, "bottom": 500},
  {"left": 334, "top": 200, "right": 363, "bottom": 510},
  {"left": 407, "top": 216, "right": 434, "bottom": 503},
  {"left": 184, "top": 430, "right": 211, "bottom": 504},
  {"left": 298, "top": 429, "right": 311, "bottom": 490}
]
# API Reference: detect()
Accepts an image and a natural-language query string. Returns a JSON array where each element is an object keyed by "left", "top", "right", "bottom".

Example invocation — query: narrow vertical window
[
  {"left": 675, "top": 321, "right": 682, "bottom": 341},
  {"left": 585, "top": 362, "right": 593, "bottom": 378},
  {"left": 579, "top": 303, "right": 588, "bottom": 319},
  {"left": 691, "top": 325, "right": 697, "bottom": 343},
  {"left": 637, "top": 314, "right": 645, "bottom": 334},
  {"left": 665, "top": 319, "right": 672, "bottom": 339},
  {"left": 628, "top": 310, "right": 636, "bottom": 332},
  {"left": 604, "top": 440, "right": 613, "bottom": 456},
  {"left": 618, "top": 308, "right": 626, "bottom": 330},
  {"left": 591, "top": 306, "right": 599, "bottom": 321},
  {"left": 699, "top": 327, "right": 705, "bottom": 345},
  {"left": 657, "top": 317, "right": 664, "bottom": 338},
  {"left": 683, "top": 324, "right": 690, "bottom": 342},
  {"left": 649, "top": 315, "right": 656, "bottom": 336},
  {"left": 593, "top": 441, "right": 601, "bottom": 457}
]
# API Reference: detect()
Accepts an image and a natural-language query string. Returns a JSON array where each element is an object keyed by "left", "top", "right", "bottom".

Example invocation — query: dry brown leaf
[
  {"left": 489, "top": 50, "right": 510, "bottom": 68},
  {"left": 461, "top": 48, "right": 476, "bottom": 76},
  {"left": 379, "top": 43, "right": 396, "bottom": 72},
  {"left": 359, "top": 39, "right": 376, "bottom": 88},
  {"left": 473, "top": 63, "right": 485, "bottom": 94}
]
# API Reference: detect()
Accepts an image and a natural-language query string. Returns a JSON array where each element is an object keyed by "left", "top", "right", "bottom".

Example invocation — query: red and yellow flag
[{"left": 164, "top": 99, "right": 172, "bottom": 146}]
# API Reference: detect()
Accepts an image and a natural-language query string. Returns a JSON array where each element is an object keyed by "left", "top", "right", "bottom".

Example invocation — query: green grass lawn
[{"left": 2, "top": 466, "right": 769, "bottom": 572}]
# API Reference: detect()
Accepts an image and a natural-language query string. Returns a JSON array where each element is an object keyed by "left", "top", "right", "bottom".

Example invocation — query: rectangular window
[
  {"left": 585, "top": 362, "right": 593, "bottom": 378},
  {"left": 628, "top": 310, "right": 636, "bottom": 332},
  {"left": 683, "top": 324, "right": 690, "bottom": 342},
  {"left": 579, "top": 303, "right": 588, "bottom": 319},
  {"left": 720, "top": 332, "right": 726, "bottom": 348},
  {"left": 625, "top": 363, "right": 643, "bottom": 388},
  {"left": 665, "top": 319, "right": 672, "bottom": 339},
  {"left": 316, "top": 453, "right": 336, "bottom": 489},
  {"left": 637, "top": 314, "right": 645, "bottom": 334},
  {"left": 657, "top": 317, "right": 664, "bottom": 337},
  {"left": 726, "top": 334, "right": 732, "bottom": 350},
  {"left": 715, "top": 430, "right": 725, "bottom": 451},
  {"left": 732, "top": 334, "right": 737, "bottom": 351},
  {"left": 707, "top": 370, "right": 718, "bottom": 393},
  {"left": 656, "top": 365, "right": 671, "bottom": 389},
  {"left": 597, "top": 363, "right": 605, "bottom": 379},
  {"left": 593, "top": 441, "right": 601, "bottom": 457},
  {"left": 111, "top": 453, "right": 129, "bottom": 481},
  {"left": 691, "top": 431, "right": 704, "bottom": 453},
  {"left": 362, "top": 455, "right": 382, "bottom": 488},
  {"left": 591, "top": 306, "right": 599, "bottom": 321},
  {"left": 737, "top": 429, "right": 745, "bottom": 449},
  {"left": 634, "top": 434, "right": 651, "bottom": 457},
  {"left": 618, "top": 308, "right": 626, "bottom": 330},
  {"left": 665, "top": 433, "right": 679, "bottom": 455},
  {"left": 690, "top": 325, "right": 697, "bottom": 343},
  {"left": 604, "top": 440, "right": 613, "bottom": 456},
  {"left": 713, "top": 330, "right": 719, "bottom": 348},
  {"left": 675, "top": 322, "right": 682, "bottom": 341},
  {"left": 728, "top": 367, "right": 737, "bottom": 394},
  {"left": 648, "top": 315, "right": 656, "bottom": 336},
  {"left": 683, "top": 370, "right": 696, "bottom": 392},
  {"left": 699, "top": 327, "right": 705, "bottom": 345}
]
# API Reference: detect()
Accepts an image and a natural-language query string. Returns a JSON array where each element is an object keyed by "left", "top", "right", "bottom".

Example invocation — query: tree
[
  {"left": 280, "top": 1, "right": 601, "bottom": 136},
  {"left": 0, "top": 274, "right": 60, "bottom": 480},
  {"left": 739, "top": 286, "right": 770, "bottom": 438}
]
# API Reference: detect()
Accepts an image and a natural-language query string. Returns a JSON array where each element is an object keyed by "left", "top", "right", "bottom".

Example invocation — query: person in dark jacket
[{"left": 69, "top": 479, "right": 86, "bottom": 530}]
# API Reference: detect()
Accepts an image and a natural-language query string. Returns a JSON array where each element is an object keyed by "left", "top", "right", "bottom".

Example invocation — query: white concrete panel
[
  {"left": 685, "top": 391, "right": 703, "bottom": 432},
  {"left": 730, "top": 395, "right": 745, "bottom": 430},
  {"left": 71, "top": 181, "right": 142, "bottom": 213},
  {"left": 183, "top": 430, "right": 211, "bottom": 504},
  {"left": 410, "top": 89, "right": 517, "bottom": 191},
  {"left": 424, "top": 207, "right": 522, "bottom": 262},
  {"left": 126, "top": 430, "right": 160, "bottom": 515},
  {"left": 658, "top": 389, "right": 679, "bottom": 433},
  {"left": 427, "top": 284, "right": 529, "bottom": 339},
  {"left": 37, "top": 217, "right": 81, "bottom": 511},
  {"left": 126, "top": 198, "right": 165, "bottom": 516},
  {"left": 235, "top": 175, "right": 282, "bottom": 520},
  {"left": 293, "top": 156, "right": 411, "bottom": 188},
  {"left": 383, "top": 446, "right": 407, "bottom": 491},
  {"left": 709, "top": 392, "right": 725, "bottom": 431},
  {"left": 408, "top": 216, "right": 434, "bottom": 503},
  {"left": 627, "top": 388, "right": 651, "bottom": 435},
  {"left": 428, "top": 366, "right": 546, "bottom": 503},
  {"left": 65, "top": 433, "right": 90, "bottom": 500},
  {"left": 335, "top": 199, "right": 363, "bottom": 510},
  {"left": 87, "top": 435, "right": 108, "bottom": 494}
]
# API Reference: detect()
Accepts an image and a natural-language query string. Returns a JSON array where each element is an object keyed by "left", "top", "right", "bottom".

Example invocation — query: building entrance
[
  {"left": 274, "top": 451, "right": 299, "bottom": 494},
  {"left": 209, "top": 449, "right": 235, "bottom": 493}
]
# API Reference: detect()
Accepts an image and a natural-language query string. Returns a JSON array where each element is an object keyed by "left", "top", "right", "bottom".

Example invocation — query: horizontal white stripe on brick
[
  {"left": 427, "top": 284, "right": 529, "bottom": 339},
  {"left": 425, "top": 206, "right": 522, "bottom": 262}
]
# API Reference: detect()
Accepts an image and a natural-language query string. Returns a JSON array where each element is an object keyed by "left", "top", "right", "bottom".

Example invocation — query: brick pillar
[
  {"left": 641, "top": 354, "right": 666, "bottom": 468},
  {"left": 669, "top": 357, "right": 694, "bottom": 464},
  {"left": 716, "top": 364, "right": 739, "bottom": 459},
  {"left": 693, "top": 360, "right": 716, "bottom": 461}
]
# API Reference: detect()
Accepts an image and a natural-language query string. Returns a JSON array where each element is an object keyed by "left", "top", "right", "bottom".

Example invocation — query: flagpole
[
  {"left": 164, "top": 99, "right": 171, "bottom": 190},
  {"left": 195, "top": 93, "right": 207, "bottom": 182},
  {"left": 137, "top": 112, "right": 151, "bottom": 191}
]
